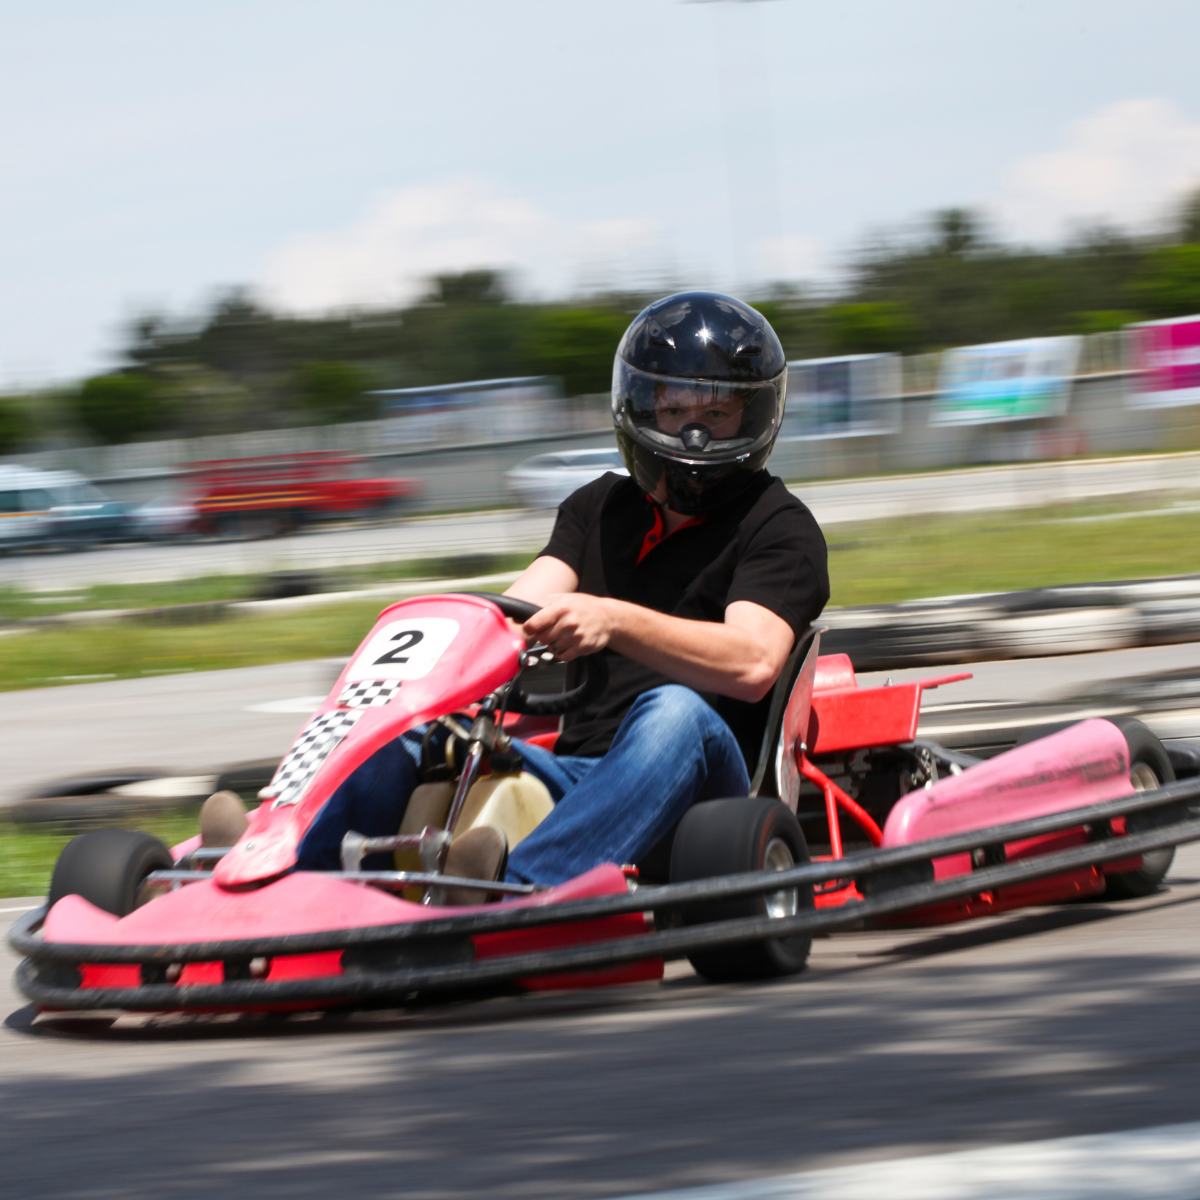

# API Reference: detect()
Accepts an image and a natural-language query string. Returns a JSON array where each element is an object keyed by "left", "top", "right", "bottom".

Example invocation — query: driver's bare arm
[
  {"left": 503, "top": 555, "right": 579, "bottom": 606},
  {"left": 522, "top": 595, "right": 794, "bottom": 703}
]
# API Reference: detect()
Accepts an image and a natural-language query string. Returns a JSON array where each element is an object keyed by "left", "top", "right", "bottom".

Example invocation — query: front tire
[
  {"left": 47, "top": 829, "right": 172, "bottom": 916},
  {"left": 668, "top": 796, "right": 812, "bottom": 982}
]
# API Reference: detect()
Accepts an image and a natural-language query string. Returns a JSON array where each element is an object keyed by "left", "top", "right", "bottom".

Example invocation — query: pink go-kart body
[
  {"left": 14, "top": 591, "right": 1192, "bottom": 1014},
  {"left": 800, "top": 654, "right": 1152, "bottom": 921},
  {"left": 41, "top": 594, "right": 659, "bottom": 1003}
]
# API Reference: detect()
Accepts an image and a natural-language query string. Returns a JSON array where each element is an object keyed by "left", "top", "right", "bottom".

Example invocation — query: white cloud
[
  {"left": 260, "top": 179, "right": 661, "bottom": 311},
  {"left": 751, "top": 234, "right": 830, "bottom": 285},
  {"left": 992, "top": 98, "right": 1200, "bottom": 243}
]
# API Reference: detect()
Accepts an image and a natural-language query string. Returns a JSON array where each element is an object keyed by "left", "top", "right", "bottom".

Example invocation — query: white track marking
[
  {"left": 246, "top": 695, "right": 327, "bottom": 714},
  {"left": 614, "top": 1122, "right": 1200, "bottom": 1199}
]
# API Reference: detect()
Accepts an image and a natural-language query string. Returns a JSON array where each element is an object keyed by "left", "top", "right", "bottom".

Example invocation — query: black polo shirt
[{"left": 539, "top": 470, "right": 830, "bottom": 765}]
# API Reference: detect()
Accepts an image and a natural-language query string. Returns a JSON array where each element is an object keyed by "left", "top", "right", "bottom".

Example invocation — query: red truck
[{"left": 181, "top": 451, "right": 421, "bottom": 538}]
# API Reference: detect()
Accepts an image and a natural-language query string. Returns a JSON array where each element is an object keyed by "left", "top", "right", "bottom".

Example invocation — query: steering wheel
[{"left": 467, "top": 592, "right": 606, "bottom": 716}]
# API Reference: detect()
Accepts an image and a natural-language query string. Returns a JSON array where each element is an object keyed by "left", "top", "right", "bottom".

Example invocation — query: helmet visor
[{"left": 612, "top": 361, "right": 786, "bottom": 464}]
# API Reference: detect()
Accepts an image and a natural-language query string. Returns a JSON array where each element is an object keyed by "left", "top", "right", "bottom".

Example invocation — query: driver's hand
[{"left": 522, "top": 594, "right": 614, "bottom": 661}]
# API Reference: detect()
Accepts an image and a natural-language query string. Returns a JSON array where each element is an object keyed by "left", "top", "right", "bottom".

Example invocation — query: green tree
[
  {"left": 294, "top": 361, "right": 375, "bottom": 424},
  {"left": 1073, "top": 310, "right": 1143, "bottom": 335},
  {"left": 424, "top": 270, "right": 511, "bottom": 307},
  {"left": 523, "top": 306, "right": 631, "bottom": 397},
  {"left": 1175, "top": 186, "right": 1200, "bottom": 244},
  {"left": 824, "top": 301, "right": 921, "bottom": 356},
  {"left": 930, "top": 207, "right": 986, "bottom": 257},
  {"left": 72, "top": 373, "right": 168, "bottom": 443},
  {"left": 752, "top": 292, "right": 827, "bottom": 360},
  {"left": 1134, "top": 244, "right": 1200, "bottom": 317},
  {"left": 0, "top": 396, "right": 33, "bottom": 455}
]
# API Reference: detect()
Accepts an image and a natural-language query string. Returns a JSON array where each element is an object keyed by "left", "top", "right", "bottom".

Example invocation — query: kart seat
[{"left": 747, "top": 625, "right": 822, "bottom": 808}]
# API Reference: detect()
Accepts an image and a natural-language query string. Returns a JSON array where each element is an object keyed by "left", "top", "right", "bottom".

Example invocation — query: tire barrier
[
  {"left": 9, "top": 575, "right": 1200, "bottom": 822},
  {"left": 823, "top": 575, "right": 1200, "bottom": 670}
]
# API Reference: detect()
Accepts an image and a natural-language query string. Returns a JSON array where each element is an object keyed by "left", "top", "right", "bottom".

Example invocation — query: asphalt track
[
  {"left": 3, "top": 648, "right": 1200, "bottom": 1197},
  {"left": 6, "top": 640, "right": 1200, "bottom": 810},
  {"left": 4, "top": 848, "right": 1199, "bottom": 1199}
]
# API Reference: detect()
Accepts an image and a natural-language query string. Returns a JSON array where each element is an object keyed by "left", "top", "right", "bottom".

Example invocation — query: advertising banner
[
  {"left": 372, "top": 376, "right": 561, "bottom": 445},
  {"left": 1129, "top": 315, "right": 1200, "bottom": 408},
  {"left": 933, "top": 336, "right": 1080, "bottom": 425},
  {"left": 782, "top": 354, "right": 901, "bottom": 439}
]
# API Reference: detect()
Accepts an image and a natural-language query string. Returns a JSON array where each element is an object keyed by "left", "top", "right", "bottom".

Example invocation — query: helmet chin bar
[
  {"left": 662, "top": 460, "right": 756, "bottom": 516},
  {"left": 621, "top": 436, "right": 761, "bottom": 517}
]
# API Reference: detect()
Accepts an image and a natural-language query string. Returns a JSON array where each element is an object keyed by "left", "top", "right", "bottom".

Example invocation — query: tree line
[{"left": 3, "top": 198, "right": 1200, "bottom": 454}]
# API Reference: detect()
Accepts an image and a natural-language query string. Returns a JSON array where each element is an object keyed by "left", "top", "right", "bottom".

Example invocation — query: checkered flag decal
[
  {"left": 338, "top": 679, "right": 403, "bottom": 708},
  {"left": 267, "top": 709, "right": 362, "bottom": 807}
]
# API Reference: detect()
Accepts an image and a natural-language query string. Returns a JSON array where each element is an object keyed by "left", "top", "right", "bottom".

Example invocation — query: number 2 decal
[
  {"left": 347, "top": 616, "right": 459, "bottom": 682},
  {"left": 373, "top": 629, "right": 425, "bottom": 665}
]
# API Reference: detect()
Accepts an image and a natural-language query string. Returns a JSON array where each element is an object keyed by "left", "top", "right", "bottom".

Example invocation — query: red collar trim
[{"left": 636, "top": 501, "right": 704, "bottom": 565}]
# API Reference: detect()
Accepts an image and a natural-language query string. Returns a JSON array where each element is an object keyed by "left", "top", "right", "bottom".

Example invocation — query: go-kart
[{"left": 11, "top": 591, "right": 1200, "bottom": 1014}]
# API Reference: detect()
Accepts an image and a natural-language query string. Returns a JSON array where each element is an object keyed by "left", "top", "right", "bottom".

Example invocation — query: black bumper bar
[{"left": 11, "top": 777, "right": 1200, "bottom": 1011}]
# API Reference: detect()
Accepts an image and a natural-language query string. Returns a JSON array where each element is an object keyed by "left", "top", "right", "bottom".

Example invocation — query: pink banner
[{"left": 1132, "top": 315, "right": 1200, "bottom": 408}]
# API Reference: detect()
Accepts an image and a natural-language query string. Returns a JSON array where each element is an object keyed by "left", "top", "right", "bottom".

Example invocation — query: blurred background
[
  {"left": 3, "top": 0, "right": 1200, "bottom": 874},
  {"left": 4, "top": 1, "right": 1200, "bottom": 507}
]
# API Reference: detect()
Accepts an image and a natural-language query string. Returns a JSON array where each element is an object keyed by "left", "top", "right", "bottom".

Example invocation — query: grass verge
[
  {"left": 826, "top": 496, "right": 1200, "bottom": 607},
  {"left": 0, "top": 549, "right": 532, "bottom": 621},
  {"left": 1, "top": 498, "right": 1198, "bottom": 694}
]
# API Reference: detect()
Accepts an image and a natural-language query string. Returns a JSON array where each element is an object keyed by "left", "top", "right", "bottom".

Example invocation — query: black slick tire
[
  {"left": 668, "top": 795, "right": 812, "bottom": 983},
  {"left": 47, "top": 829, "right": 173, "bottom": 916}
]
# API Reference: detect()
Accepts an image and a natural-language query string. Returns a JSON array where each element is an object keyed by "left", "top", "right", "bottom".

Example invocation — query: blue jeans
[{"left": 297, "top": 685, "right": 750, "bottom": 887}]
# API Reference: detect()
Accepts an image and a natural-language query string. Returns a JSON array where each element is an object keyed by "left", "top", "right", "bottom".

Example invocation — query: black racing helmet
[{"left": 612, "top": 291, "right": 787, "bottom": 516}]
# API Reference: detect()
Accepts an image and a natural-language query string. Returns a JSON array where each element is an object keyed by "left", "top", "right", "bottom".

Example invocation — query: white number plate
[{"left": 347, "top": 617, "right": 460, "bottom": 682}]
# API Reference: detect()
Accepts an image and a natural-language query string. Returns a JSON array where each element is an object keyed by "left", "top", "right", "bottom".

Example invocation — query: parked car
[
  {"left": 504, "top": 447, "right": 627, "bottom": 509},
  {"left": 0, "top": 466, "right": 55, "bottom": 551},
  {"left": 0, "top": 466, "right": 134, "bottom": 552},
  {"left": 47, "top": 477, "right": 136, "bottom": 547},
  {"left": 180, "top": 451, "right": 421, "bottom": 538}
]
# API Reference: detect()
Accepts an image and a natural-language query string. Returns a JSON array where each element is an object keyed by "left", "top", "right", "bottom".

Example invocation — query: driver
[
  {"left": 496, "top": 291, "right": 829, "bottom": 886},
  {"left": 202, "top": 291, "right": 829, "bottom": 892}
]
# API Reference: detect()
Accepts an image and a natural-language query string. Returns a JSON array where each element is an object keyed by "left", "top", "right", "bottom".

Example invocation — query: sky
[{"left": 4, "top": 0, "right": 1200, "bottom": 387}]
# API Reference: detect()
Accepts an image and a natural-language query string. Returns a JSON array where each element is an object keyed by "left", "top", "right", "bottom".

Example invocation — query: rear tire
[
  {"left": 47, "top": 829, "right": 172, "bottom": 916},
  {"left": 668, "top": 796, "right": 812, "bottom": 982},
  {"left": 1105, "top": 717, "right": 1176, "bottom": 899}
]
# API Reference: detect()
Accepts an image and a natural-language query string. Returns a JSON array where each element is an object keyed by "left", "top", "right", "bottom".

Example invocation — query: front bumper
[{"left": 12, "top": 779, "right": 1200, "bottom": 1013}]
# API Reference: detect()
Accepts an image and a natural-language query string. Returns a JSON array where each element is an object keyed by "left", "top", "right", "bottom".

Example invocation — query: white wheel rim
[
  {"left": 763, "top": 836, "right": 798, "bottom": 920},
  {"left": 1130, "top": 762, "right": 1160, "bottom": 792}
]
